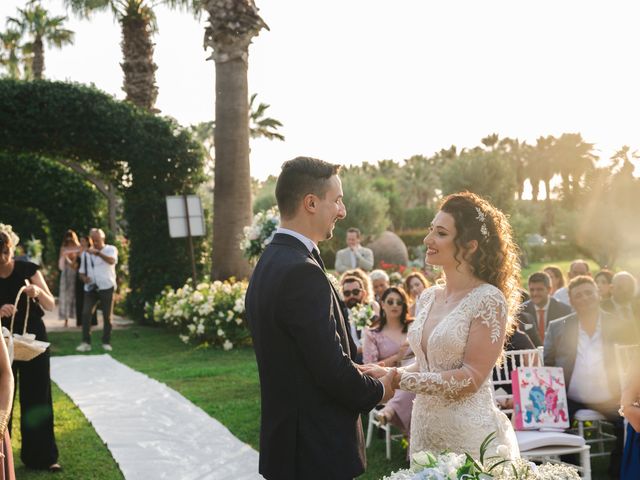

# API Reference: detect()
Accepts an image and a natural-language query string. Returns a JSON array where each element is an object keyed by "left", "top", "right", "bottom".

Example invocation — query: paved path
[{"left": 51, "top": 355, "right": 262, "bottom": 480}]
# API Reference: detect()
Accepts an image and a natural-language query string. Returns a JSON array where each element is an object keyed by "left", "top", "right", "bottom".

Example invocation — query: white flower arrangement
[
  {"left": 383, "top": 433, "right": 579, "bottom": 480},
  {"left": 348, "top": 303, "right": 375, "bottom": 329},
  {"left": 146, "top": 276, "right": 249, "bottom": 349},
  {"left": 240, "top": 206, "right": 280, "bottom": 264}
]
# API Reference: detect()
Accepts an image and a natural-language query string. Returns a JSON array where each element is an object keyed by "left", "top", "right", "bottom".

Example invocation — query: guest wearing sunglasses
[
  {"left": 362, "top": 287, "right": 415, "bottom": 433},
  {"left": 340, "top": 274, "right": 380, "bottom": 363}
]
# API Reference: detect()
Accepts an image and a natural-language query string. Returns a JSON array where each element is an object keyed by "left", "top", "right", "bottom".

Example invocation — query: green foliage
[
  {"left": 0, "top": 79, "right": 205, "bottom": 320},
  {"left": 0, "top": 153, "right": 106, "bottom": 265},
  {"left": 402, "top": 206, "right": 435, "bottom": 230},
  {"left": 320, "top": 172, "right": 390, "bottom": 265},
  {"left": 252, "top": 176, "right": 277, "bottom": 213},
  {"left": 440, "top": 148, "right": 517, "bottom": 212}
]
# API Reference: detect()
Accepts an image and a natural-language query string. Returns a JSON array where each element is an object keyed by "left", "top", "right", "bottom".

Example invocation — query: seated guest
[
  {"left": 521, "top": 272, "right": 572, "bottom": 346},
  {"left": 620, "top": 362, "right": 640, "bottom": 478},
  {"left": 362, "top": 287, "right": 415, "bottom": 434},
  {"left": 552, "top": 259, "right": 590, "bottom": 306},
  {"left": 334, "top": 228, "right": 374, "bottom": 274},
  {"left": 544, "top": 265, "right": 565, "bottom": 297},
  {"left": 545, "top": 276, "right": 640, "bottom": 478},
  {"left": 602, "top": 271, "right": 640, "bottom": 336},
  {"left": 403, "top": 271, "right": 430, "bottom": 317},
  {"left": 369, "top": 269, "right": 390, "bottom": 303},
  {"left": 595, "top": 269, "right": 614, "bottom": 302},
  {"left": 340, "top": 274, "right": 379, "bottom": 363}
]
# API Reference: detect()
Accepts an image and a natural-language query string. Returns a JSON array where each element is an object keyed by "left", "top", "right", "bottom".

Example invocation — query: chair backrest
[
  {"left": 492, "top": 348, "right": 544, "bottom": 417},
  {"left": 614, "top": 343, "right": 640, "bottom": 389}
]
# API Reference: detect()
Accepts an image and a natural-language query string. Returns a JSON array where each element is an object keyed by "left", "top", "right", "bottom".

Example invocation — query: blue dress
[{"left": 622, "top": 423, "right": 640, "bottom": 480}]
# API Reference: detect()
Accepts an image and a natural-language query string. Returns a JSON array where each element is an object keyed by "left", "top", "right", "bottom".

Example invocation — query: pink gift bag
[{"left": 512, "top": 366, "right": 570, "bottom": 430}]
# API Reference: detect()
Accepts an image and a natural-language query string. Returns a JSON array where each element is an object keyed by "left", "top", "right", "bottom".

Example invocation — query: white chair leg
[
  {"left": 385, "top": 425, "right": 391, "bottom": 460},
  {"left": 366, "top": 410, "right": 374, "bottom": 448},
  {"left": 580, "top": 445, "right": 591, "bottom": 480}
]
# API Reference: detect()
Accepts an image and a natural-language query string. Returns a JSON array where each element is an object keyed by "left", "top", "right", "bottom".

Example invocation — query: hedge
[{"left": 0, "top": 79, "right": 205, "bottom": 319}]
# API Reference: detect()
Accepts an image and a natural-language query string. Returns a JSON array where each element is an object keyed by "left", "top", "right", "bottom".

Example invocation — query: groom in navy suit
[{"left": 246, "top": 157, "right": 396, "bottom": 480}]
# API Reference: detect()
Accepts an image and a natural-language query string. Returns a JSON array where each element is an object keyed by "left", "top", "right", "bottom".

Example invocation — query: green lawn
[{"left": 13, "top": 320, "right": 613, "bottom": 479}]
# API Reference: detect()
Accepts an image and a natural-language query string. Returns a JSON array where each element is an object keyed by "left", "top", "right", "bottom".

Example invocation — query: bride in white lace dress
[{"left": 362, "top": 192, "right": 521, "bottom": 461}]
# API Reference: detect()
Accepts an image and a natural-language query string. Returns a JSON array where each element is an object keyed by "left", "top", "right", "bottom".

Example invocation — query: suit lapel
[{"left": 306, "top": 250, "right": 352, "bottom": 358}]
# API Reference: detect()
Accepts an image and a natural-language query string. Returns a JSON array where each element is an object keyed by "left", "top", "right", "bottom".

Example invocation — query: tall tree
[
  {"left": 203, "top": 0, "right": 268, "bottom": 280},
  {"left": 554, "top": 133, "right": 597, "bottom": 205},
  {"left": 0, "top": 29, "right": 25, "bottom": 78},
  {"left": 8, "top": 1, "right": 74, "bottom": 79},
  {"left": 65, "top": 0, "right": 197, "bottom": 110}
]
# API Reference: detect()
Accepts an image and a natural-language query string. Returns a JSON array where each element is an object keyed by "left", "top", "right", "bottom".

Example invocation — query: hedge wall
[{"left": 0, "top": 79, "right": 205, "bottom": 319}]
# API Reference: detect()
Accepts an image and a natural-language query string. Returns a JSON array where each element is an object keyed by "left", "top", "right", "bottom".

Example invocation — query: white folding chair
[
  {"left": 492, "top": 348, "right": 591, "bottom": 479},
  {"left": 365, "top": 405, "right": 403, "bottom": 460}
]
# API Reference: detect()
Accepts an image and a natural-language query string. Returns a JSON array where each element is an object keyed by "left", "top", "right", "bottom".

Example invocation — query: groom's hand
[
  {"left": 380, "top": 368, "right": 398, "bottom": 403},
  {"left": 357, "top": 362, "right": 387, "bottom": 379}
]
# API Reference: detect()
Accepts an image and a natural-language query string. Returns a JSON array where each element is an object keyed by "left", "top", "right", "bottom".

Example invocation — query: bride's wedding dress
[{"left": 399, "top": 284, "right": 519, "bottom": 460}]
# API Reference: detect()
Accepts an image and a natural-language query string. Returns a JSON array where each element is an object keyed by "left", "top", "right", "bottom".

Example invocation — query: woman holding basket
[{"left": 0, "top": 229, "right": 60, "bottom": 472}]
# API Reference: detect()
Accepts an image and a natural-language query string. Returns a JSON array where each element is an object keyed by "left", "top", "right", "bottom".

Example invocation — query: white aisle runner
[{"left": 51, "top": 355, "right": 262, "bottom": 480}]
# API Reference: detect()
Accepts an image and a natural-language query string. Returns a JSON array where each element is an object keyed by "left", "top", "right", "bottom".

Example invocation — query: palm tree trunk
[
  {"left": 204, "top": 0, "right": 267, "bottom": 280},
  {"left": 32, "top": 36, "right": 44, "bottom": 79},
  {"left": 120, "top": 15, "right": 158, "bottom": 111},
  {"left": 211, "top": 56, "right": 252, "bottom": 280}
]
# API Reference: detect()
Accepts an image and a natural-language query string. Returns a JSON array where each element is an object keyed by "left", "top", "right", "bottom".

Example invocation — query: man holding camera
[{"left": 76, "top": 228, "right": 118, "bottom": 352}]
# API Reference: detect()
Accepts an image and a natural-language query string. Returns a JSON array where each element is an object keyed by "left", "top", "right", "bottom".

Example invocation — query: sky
[{"left": 1, "top": 0, "right": 639, "bottom": 182}]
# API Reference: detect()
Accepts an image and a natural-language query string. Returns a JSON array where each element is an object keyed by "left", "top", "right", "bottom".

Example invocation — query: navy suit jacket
[
  {"left": 246, "top": 233, "right": 383, "bottom": 480},
  {"left": 521, "top": 297, "right": 572, "bottom": 346}
]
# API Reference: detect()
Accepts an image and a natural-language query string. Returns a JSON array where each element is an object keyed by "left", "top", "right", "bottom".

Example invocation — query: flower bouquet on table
[
  {"left": 383, "top": 433, "right": 579, "bottom": 480},
  {"left": 240, "top": 207, "right": 280, "bottom": 264},
  {"left": 348, "top": 302, "right": 375, "bottom": 329}
]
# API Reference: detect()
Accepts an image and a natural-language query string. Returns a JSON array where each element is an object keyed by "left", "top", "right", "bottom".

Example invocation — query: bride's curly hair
[{"left": 439, "top": 192, "right": 521, "bottom": 332}]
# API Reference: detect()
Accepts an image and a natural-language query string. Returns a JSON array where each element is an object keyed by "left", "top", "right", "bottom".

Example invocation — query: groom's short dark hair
[{"left": 276, "top": 157, "right": 341, "bottom": 219}]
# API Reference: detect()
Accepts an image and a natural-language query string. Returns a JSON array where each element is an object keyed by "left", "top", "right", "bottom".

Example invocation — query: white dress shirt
[
  {"left": 275, "top": 227, "right": 316, "bottom": 254},
  {"left": 553, "top": 287, "right": 571, "bottom": 309},
  {"left": 567, "top": 318, "right": 613, "bottom": 404},
  {"left": 79, "top": 245, "right": 118, "bottom": 291}
]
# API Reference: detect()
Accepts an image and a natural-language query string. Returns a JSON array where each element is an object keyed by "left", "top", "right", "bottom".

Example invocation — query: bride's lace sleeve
[{"left": 399, "top": 289, "right": 508, "bottom": 399}]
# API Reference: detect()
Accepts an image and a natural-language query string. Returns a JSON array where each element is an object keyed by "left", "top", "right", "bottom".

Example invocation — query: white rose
[
  {"left": 179, "top": 335, "right": 189, "bottom": 344},
  {"left": 223, "top": 339, "right": 233, "bottom": 351},
  {"left": 196, "top": 324, "right": 205, "bottom": 335},
  {"left": 412, "top": 451, "right": 430, "bottom": 466},
  {"left": 496, "top": 444, "right": 510, "bottom": 458},
  {"left": 217, "top": 328, "right": 225, "bottom": 337}
]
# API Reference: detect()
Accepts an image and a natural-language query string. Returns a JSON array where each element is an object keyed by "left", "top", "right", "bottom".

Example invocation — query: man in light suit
[
  {"left": 521, "top": 271, "right": 572, "bottom": 346},
  {"left": 544, "top": 276, "right": 639, "bottom": 478},
  {"left": 246, "top": 157, "right": 396, "bottom": 480},
  {"left": 334, "top": 227, "right": 374, "bottom": 274}
]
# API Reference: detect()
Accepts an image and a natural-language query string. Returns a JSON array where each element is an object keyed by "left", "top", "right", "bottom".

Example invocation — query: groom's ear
[{"left": 303, "top": 194, "right": 317, "bottom": 213}]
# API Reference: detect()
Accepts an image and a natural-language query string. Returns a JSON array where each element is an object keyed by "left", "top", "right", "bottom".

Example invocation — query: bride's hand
[{"left": 357, "top": 363, "right": 389, "bottom": 379}]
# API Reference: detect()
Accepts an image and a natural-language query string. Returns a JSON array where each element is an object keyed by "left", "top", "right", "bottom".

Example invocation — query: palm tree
[
  {"left": 554, "top": 133, "right": 597, "bottom": 203},
  {"left": 499, "top": 137, "right": 528, "bottom": 200},
  {"left": 7, "top": 1, "right": 74, "bottom": 79},
  {"left": 481, "top": 133, "right": 500, "bottom": 151},
  {"left": 249, "top": 93, "right": 284, "bottom": 141},
  {"left": 190, "top": 93, "right": 284, "bottom": 175},
  {"left": 0, "top": 29, "right": 24, "bottom": 78},
  {"left": 203, "top": 0, "right": 268, "bottom": 280},
  {"left": 65, "top": 0, "right": 197, "bottom": 110}
]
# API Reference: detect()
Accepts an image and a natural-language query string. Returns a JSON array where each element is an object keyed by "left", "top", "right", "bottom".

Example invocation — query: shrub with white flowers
[
  {"left": 146, "top": 277, "right": 249, "bottom": 350},
  {"left": 240, "top": 206, "right": 280, "bottom": 264}
]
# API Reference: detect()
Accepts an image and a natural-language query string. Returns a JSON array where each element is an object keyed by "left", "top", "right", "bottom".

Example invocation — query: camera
[{"left": 87, "top": 284, "right": 99, "bottom": 293}]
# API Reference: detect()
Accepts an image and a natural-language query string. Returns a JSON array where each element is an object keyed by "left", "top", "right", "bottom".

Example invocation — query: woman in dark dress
[{"left": 0, "top": 230, "right": 60, "bottom": 472}]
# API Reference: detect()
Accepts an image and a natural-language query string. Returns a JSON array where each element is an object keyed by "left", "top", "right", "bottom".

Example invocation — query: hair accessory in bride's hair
[{"left": 475, "top": 207, "right": 489, "bottom": 239}]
